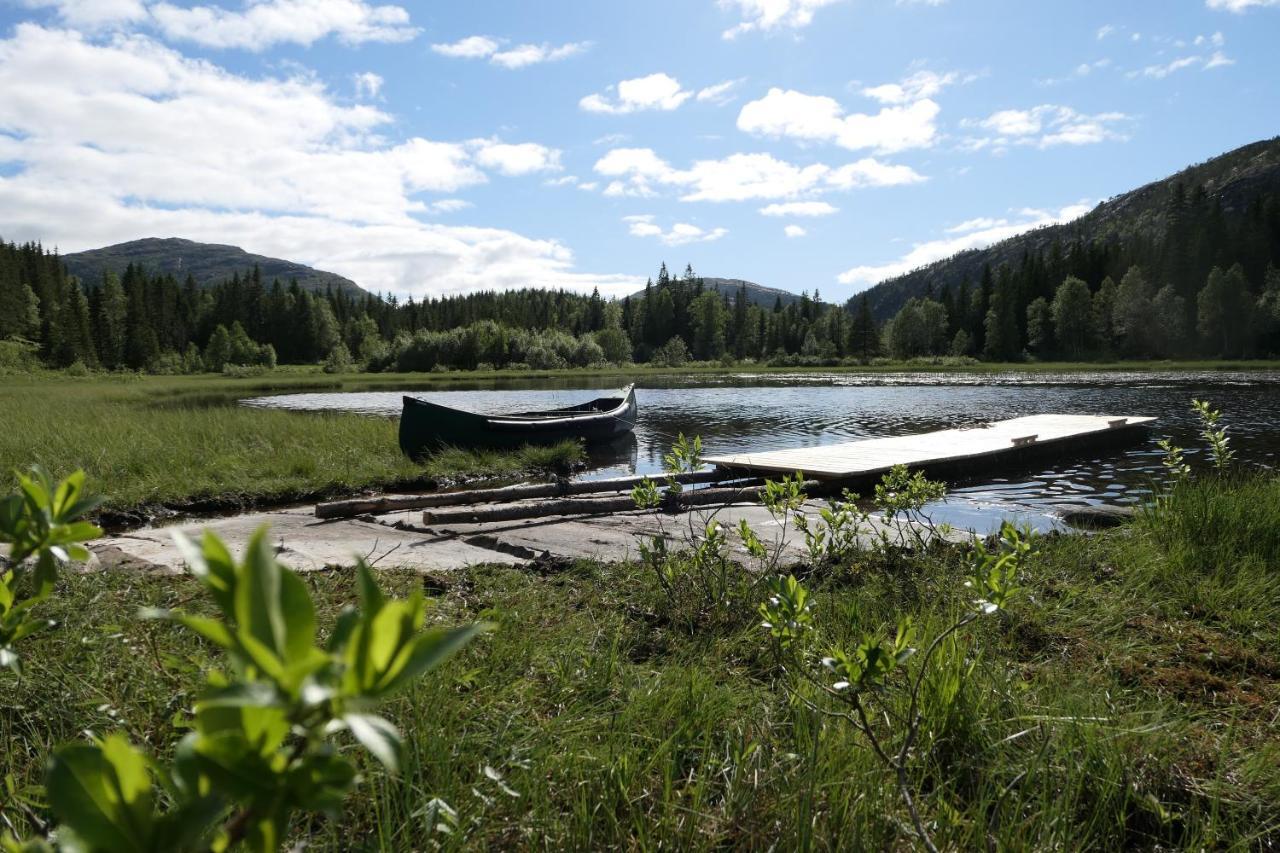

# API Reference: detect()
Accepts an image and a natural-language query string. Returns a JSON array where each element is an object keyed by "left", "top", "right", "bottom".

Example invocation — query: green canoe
[{"left": 399, "top": 385, "right": 637, "bottom": 457}]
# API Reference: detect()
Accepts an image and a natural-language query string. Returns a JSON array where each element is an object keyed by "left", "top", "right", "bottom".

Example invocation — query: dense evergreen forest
[
  {"left": 878, "top": 181, "right": 1280, "bottom": 361},
  {"left": 2, "top": 178, "right": 1278, "bottom": 375}
]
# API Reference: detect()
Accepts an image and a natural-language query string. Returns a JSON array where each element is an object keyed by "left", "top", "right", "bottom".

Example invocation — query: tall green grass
[
  {"left": 4, "top": 476, "right": 1278, "bottom": 848},
  {"left": 0, "top": 375, "right": 582, "bottom": 514}
]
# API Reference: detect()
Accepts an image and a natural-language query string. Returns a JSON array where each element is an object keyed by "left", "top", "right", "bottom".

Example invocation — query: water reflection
[{"left": 244, "top": 371, "right": 1280, "bottom": 532}]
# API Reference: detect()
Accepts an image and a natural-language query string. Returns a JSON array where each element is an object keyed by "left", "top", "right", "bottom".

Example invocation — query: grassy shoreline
[
  {"left": 2, "top": 359, "right": 1276, "bottom": 520},
  {"left": 0, "top": 375, "right": 583, "bottom": 523},
  {"left": 2, "top": 474, "right": 1277, "bottom": 848}
]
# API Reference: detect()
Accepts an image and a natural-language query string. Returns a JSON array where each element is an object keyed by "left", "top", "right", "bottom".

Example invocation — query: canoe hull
[{"left": 399, "top": 386, "right": 637, "bottom": 457}]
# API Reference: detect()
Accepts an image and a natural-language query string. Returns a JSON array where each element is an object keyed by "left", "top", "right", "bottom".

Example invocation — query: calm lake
[{"left": 245, "top": 371, "right": 1280, "bottom": 531}]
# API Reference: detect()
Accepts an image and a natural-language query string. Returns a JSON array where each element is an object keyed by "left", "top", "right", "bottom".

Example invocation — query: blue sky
[{"left": 0, "top": 0, "right": 1276, "bottom": 301}]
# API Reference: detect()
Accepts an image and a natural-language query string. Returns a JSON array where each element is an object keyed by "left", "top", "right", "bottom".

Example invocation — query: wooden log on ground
[
  {"left": 421, "top": 479, "right": 810, "bottom": 526},
  {"left": 315, "top": 469, "right": 729, "bottom": 519}
]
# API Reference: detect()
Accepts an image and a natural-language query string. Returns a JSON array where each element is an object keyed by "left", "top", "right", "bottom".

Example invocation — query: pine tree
[
  {"left": 847, "top": 294, "right": 879, "bottom": 361},
  {"left": 1025, "top": 297, "right": 1052, "bottom": 356},
  {"left": 1051, "top": 276, "right": 1093, "bottom": 358},
  {"left": 95, "top": 272, "right": 128, "bottom": 369},
  {"left": 52, "top": 282, "right": 97, "bottom": 367}
]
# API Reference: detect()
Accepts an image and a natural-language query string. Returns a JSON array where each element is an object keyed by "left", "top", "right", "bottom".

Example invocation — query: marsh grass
[
  {"left": 3, "top": 474, "right": 1278, "bottom": 849},
  {"left": 0, "top": 374, "right": 582, "bottom": 515}
]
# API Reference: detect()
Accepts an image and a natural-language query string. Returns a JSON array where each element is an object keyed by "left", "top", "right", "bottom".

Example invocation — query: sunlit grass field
[
  {"left": 3, "top": 473, "right": 1278, "bottom": 849},
  {"left": 0, "top": 373, "right": 582, "bottom": 515}
]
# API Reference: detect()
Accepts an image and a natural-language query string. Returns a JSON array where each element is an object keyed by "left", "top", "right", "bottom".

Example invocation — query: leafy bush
[
  {"left": 0, "top": 339, "right": 42, "bottom": 375},
  {"left": 0, "top": 467, "right": 101, "bottom": 675},
  {"left": 651, "top": 336, "right": 690, "bottom": 368},
  {"left": 1, "top": 470, "right": 486, "bottom": 852}
]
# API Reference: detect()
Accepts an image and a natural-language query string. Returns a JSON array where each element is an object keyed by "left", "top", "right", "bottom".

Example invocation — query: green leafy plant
[
  {"left": 1191, "top": 399, "right": 1234, "bottom": 471},
  {"left": 760, "top": 521, "right": 1036, "bottom": 852},
  {"left": 872, "top": 465, "right": 947, "bottom": 550},
  {"left": 9, "top": 525, "right": 487, "bottom": 852},
  {"left": 662, "top": 433, "right": 703, "bottom": 495},
  {"left": 0, "top": 467, "right": 102, "bottom": 676}
]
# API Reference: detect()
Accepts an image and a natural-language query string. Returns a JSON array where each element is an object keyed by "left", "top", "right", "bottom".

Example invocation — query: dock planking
[{"left": 703, "top": 414, "right": 1157, "bottom": 481}]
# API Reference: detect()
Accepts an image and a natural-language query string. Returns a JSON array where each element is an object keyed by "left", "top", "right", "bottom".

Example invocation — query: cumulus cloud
[
  {"left": 431, "top": 35, "right": 590, "bottom": 68},
  {"left": 594, "top": 147, "right": 924, "bottom": 202},
  {"left": 150, "top": 0, "right": 419, "bottom": 50},
  {"left": 758, "top": 201, "right": 839, "bottom": 216},
  {"left": 837, "top": 202, "right": 1092, "bottom": 288},
  {"left": 860, "top": 69, "right": 958, "bottom": 105},
  {"left": 719, "top": 0, "right": 844, "bottom": 38},
  {"left": 1206, "top": 0, "right": 1279, "bottom": 10},
  {"left": 783, "top": 224, "right": 807, "bottom": 237},
  {"left": 738, "top": 84, "right": 942, "bottom": 153},
  {"left": 580, "top": 73, "right": 692, "bottom": 114},
  {"left": 21, "top": 0, "right": 148, "bottom": 28},
  {"left": 430, "top": 34, "right": 498, "bottom": 58},
  {"left": 471, "top": 140, "right": 562, "bottom": 175},
  {"left": 582, "top": 74, "right": 745, "bottom": 114},
  {"left": 960, "top": 105, "right": 1131, "bottom": 151},
  {"left": 0, "top": 24, "right": 633, "bottom": 298},
  {"left": 23, "top": 0, "right": 420, "bottom": 49},
  {"left": 624, "top": 215, "right": 728, "bottom": 246}
]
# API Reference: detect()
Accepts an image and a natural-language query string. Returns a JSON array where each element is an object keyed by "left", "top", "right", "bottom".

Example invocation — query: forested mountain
[
  {"left": 633, "top": 277, "right": 802, "bottom": 309},
  {"left": 860, "top": 137, "right": 1280, "bottom": 321},
  {"left": 63, "top": 238, "right": 367, "bottom": 297}
]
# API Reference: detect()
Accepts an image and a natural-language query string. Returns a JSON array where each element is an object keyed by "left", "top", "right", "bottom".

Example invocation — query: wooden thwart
[{"left": 703, "top": 414, "right": 1156, "bottom": 480}]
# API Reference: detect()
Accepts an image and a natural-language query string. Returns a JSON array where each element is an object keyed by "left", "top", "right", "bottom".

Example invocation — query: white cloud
[
  {"left": 738, "top": 86, "right": 942, "bottom": 153},
  {"left": 423, "top": 198, "right": 471, "bottom": 214},
  {"left": 719, "top": 0, "right": 844, "bottom": 38},
  {"left": 580, "top": 73, "right": 692, "bottom": 114},
  {"left": 759, "top": 201, "right": 838, "bottom": 216},
  {"left": 430, "top": 34, "right": 498, "bottom": 58},
  {"left": 21, "top": 0, "right": 148, "bottom": 28},
  {"left": 783, "top": 224, "right": 807, "bottom": 238},
  {"left": 1131, "top": 37, "right": 1235, "bottom": 79},
  {"left": 353, "top": 71, "right": 382, "bottom": 99},
  {"left": 696, "top": 78, "right": 742, "bottom": 105},
  {"left": 594, "top": 147, "right": 924, "bottom": 201},
  {"left": 624, "top": 214, "right": 728, "bottom": 246},
  {"left": 1206, "top": 0, "right": 1279, "bottom": 11},
  {"left": 471, "top": 140, "right": 562, "bottom": 175},
  {"left": 861, "top": 69, "right": 958, "bottom": 104},
  {"left": 961, "top": 105, "right": 1131, "bottom": 150},
  {"left": 491, "top": 41, "right": 590, "bottom": 68},
  {"left": 148, "top": 0, "right": 419, "bottom": 50},
  {"left": 430, "top": 35, "right": 589, "bottom": 68},
  {"left": 0, "top": 24, "right": 634, "bottom": 298},
  {"left": 837, "top": 202, "right": 1092, "bottom": 288},
  {"left": 1096, "top": 24, "right": 1116, "bottom": 39}
]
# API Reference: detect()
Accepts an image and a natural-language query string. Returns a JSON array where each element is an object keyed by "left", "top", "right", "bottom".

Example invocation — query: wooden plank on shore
[
  {"left": 421, "top": 479, "right": 800, "bottom": 526},
  {"left": 703, "top": 414, "right": 1157, "bottom": 480},
  {"left": 315, "top": 469, "right": 729, "bottom": 519}
]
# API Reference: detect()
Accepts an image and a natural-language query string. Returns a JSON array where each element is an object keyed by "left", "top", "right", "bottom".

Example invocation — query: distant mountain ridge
[
  {"left": 63, "top": 237, "right": 368, "bottom": 297},
  {"left": 632, "top": 276, "right": 803, "bottom": 308},
  {"left": 857, "top": 137, "right": 1280, "bottom": 320}
]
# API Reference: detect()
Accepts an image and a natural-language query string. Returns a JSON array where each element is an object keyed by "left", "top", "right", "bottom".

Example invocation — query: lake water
[{"left": 244, "top": 371, "right": 1280, "bottom": 532}]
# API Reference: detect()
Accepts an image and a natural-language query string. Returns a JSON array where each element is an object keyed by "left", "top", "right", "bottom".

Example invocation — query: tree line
[{"left": 2, "top": 175, "right": 1277, "bottom": 374}]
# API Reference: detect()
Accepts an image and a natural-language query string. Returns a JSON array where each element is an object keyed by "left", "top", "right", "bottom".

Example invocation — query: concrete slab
[
  {"left": 90, "top": 505, "right": 522, "bottom": 574},
  {"left": 87, "top": 496, "right": 968, "bottom": 575}
]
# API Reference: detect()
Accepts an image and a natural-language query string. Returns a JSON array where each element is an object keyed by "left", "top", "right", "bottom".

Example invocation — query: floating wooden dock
[{"left": 703, "top": 414, "right": 1157, "bottom": 482}]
